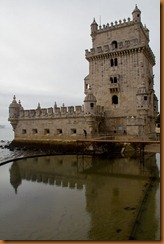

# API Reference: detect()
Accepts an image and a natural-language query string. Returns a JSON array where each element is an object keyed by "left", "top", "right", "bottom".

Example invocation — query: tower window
[
  {"left": 110, "top": 77, "right": 118, "bottom": 83},
  {"left": 111, "top": 41, "right": 118, "bottom": 49},
  {"left": 144, "top": 96, "right": 147, "bottom": 101},
  {"left": 90, "top": 103, "right": 94, "bottom": 108},
  {"left": 110, "top": 58, "right": 118, "bottom": 67},
  {"left": 112, "top": 95, "right": 118, "bottom": 104},
  {"left": 114, "top": 77, "right": 117, "bottom": 83}
]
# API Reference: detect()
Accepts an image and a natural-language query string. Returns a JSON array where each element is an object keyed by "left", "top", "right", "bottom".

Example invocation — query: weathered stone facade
[{"left": 9, "top": 5, "right": 158, "bottom": 140}]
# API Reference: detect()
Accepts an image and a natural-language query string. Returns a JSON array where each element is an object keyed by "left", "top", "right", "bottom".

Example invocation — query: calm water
[{"left": 0, "top": 141, "right": 160, "bottom": 241}]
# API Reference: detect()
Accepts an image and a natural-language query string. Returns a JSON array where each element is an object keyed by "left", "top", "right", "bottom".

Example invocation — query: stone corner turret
[
  {"left": 132, "top": 4, "right": 141, "bottom": 23},
  {"left": 8, "top": 95, "right": 23, "bottom": 130},
  {"left": 84, "top": 86, "right": 97, "bottom": 115}
]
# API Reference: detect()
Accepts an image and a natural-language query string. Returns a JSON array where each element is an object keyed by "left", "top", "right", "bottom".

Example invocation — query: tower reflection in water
[{"left": 8, "top": 153, "right": 159, "bottom": 240}]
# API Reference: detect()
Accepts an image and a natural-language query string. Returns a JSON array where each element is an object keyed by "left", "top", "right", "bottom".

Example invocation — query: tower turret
[
  {"left": 91, "top": 18, "right": 98, "bottom": 41},
  {"left": 8, "top": 95, "right": 20, "bottom": 130},
  {"left": 132, "top": 4, "right": 141, "bottom": 23},
  {"left": 84, "top": 86, "right": 97, "bottom": 115},
  {"left": 136, "top": 82, "right": 149, "bottom": 115}
]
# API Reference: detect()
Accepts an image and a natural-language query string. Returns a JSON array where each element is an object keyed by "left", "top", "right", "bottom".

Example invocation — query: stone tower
[
  {"left": 85, "top": 5, "right": 158, "bottom": 136},
  {"left": 8, "top": 96, "right": 23, "bottom": 130}
]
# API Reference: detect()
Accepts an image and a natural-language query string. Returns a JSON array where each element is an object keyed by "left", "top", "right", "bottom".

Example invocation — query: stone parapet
[
  {"left": 93, "top": 18, "right": 133, "bottom": 34},
  {"left": 18, "top": 105, "right": 84, "bottom": 119},
  {"left": 86, "top": 43, "right": 155, "bottom": 64},
  {"left": 17, "top": 104, "right": 105, "bottom": 120}
]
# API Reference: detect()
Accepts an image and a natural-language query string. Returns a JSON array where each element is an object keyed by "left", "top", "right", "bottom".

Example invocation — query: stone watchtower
[
  {"left": 8, "top": 96, "right": 23, "bottom": 130},
  {"left": 84, "top": 5, "right": 158, "bottom": 137}
]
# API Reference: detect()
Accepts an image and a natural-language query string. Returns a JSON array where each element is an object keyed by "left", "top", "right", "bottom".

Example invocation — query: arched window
[
  {"left": 112, "top": 95, "right": 118, "bottom": 104},
  {"left": 110, "top": 58, "right": 118, "bottom": 67},
  {"left": 114, "top": 77, "right": 117, "bottom": 83},
  {"left": 111, "top": 41, "right": 118, "bottom": 49},
  {"left": 110, "top": 77, "right": 114, "bottom": 83}
]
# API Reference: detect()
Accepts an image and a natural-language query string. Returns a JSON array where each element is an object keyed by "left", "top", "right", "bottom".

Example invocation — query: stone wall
[{"left": 15, "top": 116, "right": 89, "bottom": 139}]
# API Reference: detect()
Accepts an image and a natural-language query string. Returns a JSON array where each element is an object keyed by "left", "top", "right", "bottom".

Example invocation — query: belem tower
[{"left": 9, "top": 5, "right": 158, "bottom": 140}]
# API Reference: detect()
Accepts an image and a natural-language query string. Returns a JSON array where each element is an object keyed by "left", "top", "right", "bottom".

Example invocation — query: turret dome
[
  {"left": 84, "top": 86, "right": 97, "bottom": 102},
  {"left": 9, "top": 95, "right": 19, "bottom": 108}
]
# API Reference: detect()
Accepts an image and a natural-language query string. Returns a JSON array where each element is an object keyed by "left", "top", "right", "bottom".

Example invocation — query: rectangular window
[
  {"left": 71, "top": 129, "right": 76, "bottom": 134},
  {"left": 110, "top": 77, "right": 114, "bottom": 83},
  {"left": 144, "top": 96, "right": 147, "bottom": 101},
  {"left": 90, "top": 103, "right": 94, "bottom": 108},
  {"left": 111, "top": 58, "right": 118, "bottom": 67},
  {"left": 114, "top": 77, "right": 117, "bottom": 83},
  {"left": 32, "top": 129, "right": 38, "bottom": 134},
  {"left": 57, "top": 129, "right": 62, "bottom": 134},
  {"left": 22, "top": 129, "right": 27, "bottom": 134},
  {"left": 44, "top": 129, "right": 50, "bottom": 134}
]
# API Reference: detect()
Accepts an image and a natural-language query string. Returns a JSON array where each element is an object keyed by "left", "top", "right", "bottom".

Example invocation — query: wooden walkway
[{"left": 76, "top": 137, "right": 160, "bottom": 159}]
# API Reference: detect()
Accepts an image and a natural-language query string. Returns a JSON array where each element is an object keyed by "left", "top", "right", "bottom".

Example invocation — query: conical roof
[{"left": 132, "top": 4, "right": 141, "bottom": 14}]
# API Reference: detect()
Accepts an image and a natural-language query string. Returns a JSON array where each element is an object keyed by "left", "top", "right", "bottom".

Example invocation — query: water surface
[{"left": 0, "top": 153, "right": 160, "bottom": 240}]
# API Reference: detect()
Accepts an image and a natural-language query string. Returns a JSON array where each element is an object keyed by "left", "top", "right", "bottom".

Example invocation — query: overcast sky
[{"left": 0, "top": 0, "right": 160, "bottom": 127}]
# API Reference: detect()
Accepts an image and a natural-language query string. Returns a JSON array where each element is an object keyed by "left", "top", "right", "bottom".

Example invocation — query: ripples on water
[{"left": 0, "top": 140, "right": 160, "bottom": 241}]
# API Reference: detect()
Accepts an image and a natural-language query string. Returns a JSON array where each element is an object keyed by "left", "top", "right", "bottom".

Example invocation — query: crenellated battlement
[
  {"left": 16, "top": 103, "right": 104, "bottom": 119},
  {"left": 85, "top": 41, "right": 155, "bottom": 65},
  {"left": 96, "top": 17, "right": 133, "bottom": 33},
  {"left": 18, "top": 105, "right": 84, "bottom": 119},
  {"left": 85, "top": 37, "right": 140, "bottom": 58},
  {"left": 11, "top": 101, "right": 105, "bottom": 123}
]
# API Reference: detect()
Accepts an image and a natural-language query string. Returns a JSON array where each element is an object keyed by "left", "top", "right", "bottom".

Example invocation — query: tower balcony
[{"left": 109, "top": 82, "right": 120, "bottom": 92}]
